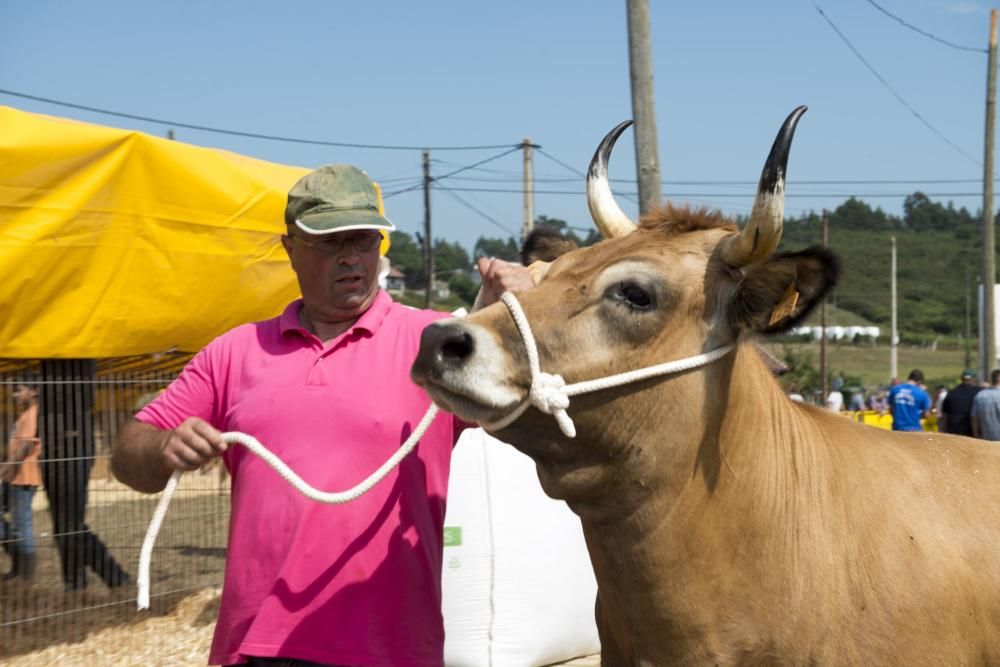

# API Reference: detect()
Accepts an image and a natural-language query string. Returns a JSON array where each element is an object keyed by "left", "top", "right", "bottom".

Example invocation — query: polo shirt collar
[{"left": 279, "top": 290, "right": 392, "bottom": 339}]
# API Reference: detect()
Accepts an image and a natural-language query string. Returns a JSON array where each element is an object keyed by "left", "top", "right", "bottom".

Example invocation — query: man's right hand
[{"left": 161, "top": 417, "right": 227, "bottom": 472}]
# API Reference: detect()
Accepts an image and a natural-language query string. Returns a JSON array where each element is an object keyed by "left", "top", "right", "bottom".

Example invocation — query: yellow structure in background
[
  {"left": 0, "top": 106, "right": 321, "bottom": 358},
  {"left": 848, "top": 410, "right": 938, "bottom": 433}
]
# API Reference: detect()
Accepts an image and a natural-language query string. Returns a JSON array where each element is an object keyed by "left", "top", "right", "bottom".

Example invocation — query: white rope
[
  {"left": 480, "top": 291, "right": 734, "bottom": 438},
  {"left": 137, "top": 403, "right": 440, "bottom": 610}
]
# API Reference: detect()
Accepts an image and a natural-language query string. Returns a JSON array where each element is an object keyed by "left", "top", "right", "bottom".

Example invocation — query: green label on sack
[{"left": 443, "top": 526, "right": 462, "bottom": 547}]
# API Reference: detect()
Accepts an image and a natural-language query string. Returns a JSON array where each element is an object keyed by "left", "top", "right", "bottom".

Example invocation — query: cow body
[{"left": 412, "top": 110, "right": 1000, "bottom": 664}]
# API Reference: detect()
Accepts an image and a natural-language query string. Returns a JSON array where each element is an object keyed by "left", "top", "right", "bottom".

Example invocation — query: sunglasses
[{"left": 289, "top": 230, "right": 382, "bottom": 255}]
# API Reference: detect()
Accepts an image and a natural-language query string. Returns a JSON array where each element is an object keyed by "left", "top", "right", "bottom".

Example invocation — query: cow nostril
[{"left": 439, "top": 330, "right": 475, "bottom": 366}]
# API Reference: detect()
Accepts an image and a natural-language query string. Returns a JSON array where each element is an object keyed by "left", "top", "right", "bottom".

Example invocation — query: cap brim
[{"left": 294, "top": 209, "right": 396, "bottom": 235}]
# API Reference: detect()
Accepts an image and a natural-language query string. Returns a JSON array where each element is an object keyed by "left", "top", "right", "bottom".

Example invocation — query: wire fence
[{"left": 0, "top": 356, "right": 229, "bottom": 662}]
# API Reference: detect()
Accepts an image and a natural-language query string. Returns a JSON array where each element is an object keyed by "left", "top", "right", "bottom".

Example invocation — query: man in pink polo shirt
[{"left": 112, "top": 164, "right": 532, "bottom": 667}]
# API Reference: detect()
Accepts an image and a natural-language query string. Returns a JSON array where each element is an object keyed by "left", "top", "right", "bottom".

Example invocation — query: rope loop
[{"left": 485, "top": 291, "right": 734, "bottom": 439}]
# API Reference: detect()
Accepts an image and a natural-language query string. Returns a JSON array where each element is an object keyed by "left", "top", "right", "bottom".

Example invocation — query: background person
[
  {"left": 39, "top": 359, "right": 130, "bottom": 592},
  {"left": 1, "top": 382, "right": 42, "bottom": 584},
  {"left": 889, "top": 369, "right": 931, "bottom": 432},
  {"left": 940, "top": 369, "right": 981, "bottom": 436},
  {"left": 971, "top": 369, "right": 1000, "bottom": 441},
  {"left": 112, "top": 164, "right": 532, "bottom": 667}
]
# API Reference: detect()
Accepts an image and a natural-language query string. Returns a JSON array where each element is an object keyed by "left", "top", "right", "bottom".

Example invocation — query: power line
[
  {"left": 0, "top": 88, "right": 520, "bottom": 151},
  {"left": 434, "top": 183, "right": 520, "bottom": 237},
  {"left": 811, "top": 1, "right": 981, "bottom": 167},
  {"left": 535, "top": 147, "right": 587, "bottom": 178},
  {"left": 534, "top": 145, "right": 639, "bottom": 204},
  {"left": 443, "top": 173, "right": 997, "bottom": 186},
  {"left": 425, "top": 157, "right": 993, "bottom": 186},
  {"left": 431, "top": 185, "right": 987, "bottom": 198},
  {"left": 863, "top": 0, "right": 985, "bottom": 53},
  {"left": 382, "top": 147, "right": 523, "bottom": 198}
]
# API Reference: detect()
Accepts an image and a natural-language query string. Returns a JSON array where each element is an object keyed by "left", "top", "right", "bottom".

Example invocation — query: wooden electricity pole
[
  {"left": 820, "top": 211, "right": 829, "bottom": 404},
  {"left": 522, "top": 137, "right": 534, "bottom": 242},
  {"left": 982, "top": 8, "right": 998, "bottom": 382},
  {"left": 626, "top": 0, "right": 662, "bottom": 213},
  {"left": 891, "top": 236, "right": 898, "bottom": 382},
  {"left": 423, "top": 149, "right": 433, "bottom": 308}
]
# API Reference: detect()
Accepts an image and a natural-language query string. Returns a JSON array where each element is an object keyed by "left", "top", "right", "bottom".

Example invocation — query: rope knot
[
  {"left": 529, "top": 373, "right": 576, "bottom": 438},
  {"left": 529, "top": 372, "right": 570, "bottom": 414}
]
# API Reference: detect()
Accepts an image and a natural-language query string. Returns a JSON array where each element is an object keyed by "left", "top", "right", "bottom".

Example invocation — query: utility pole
[
  {"left": 626, "top": 0, "right": 662, "bottom": 213},
  {"left": 820, "top": 211, "right": 828, "bottom": 404},
  {"left": 423, "top": 150, "right": 433, "bottom": 309},
  {"left": 982, "top": 8, "right": 998, "bottom": 382},
  {"left": 522, "top": 137, "right": 534, "bottom": 242},
  {"left": 891, "top": 236, "right": 898, "bottom": 382},
  {"left": 966, "top": 260, "right": 973, "bottom": 370}
]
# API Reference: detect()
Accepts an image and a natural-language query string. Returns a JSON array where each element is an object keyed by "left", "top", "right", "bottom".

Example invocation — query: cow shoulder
[{"left": 729, "top": 245, "right": 840, "bottom": 334}]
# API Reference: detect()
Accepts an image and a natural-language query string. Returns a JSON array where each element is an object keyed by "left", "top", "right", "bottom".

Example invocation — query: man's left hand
[{"left": 476, "top": 257, "right": 536, "bottom": 308}]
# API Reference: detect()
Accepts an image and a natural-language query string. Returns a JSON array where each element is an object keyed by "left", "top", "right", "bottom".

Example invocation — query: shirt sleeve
[{"left": 135, "top": 343, "right": 223, "bottom": 430}]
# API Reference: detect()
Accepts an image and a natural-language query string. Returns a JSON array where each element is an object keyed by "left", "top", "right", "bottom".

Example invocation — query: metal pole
[
  {"left": 625, "top": 0, "right": 662, "bottom": 213},
  {"left": 891, "top": 236, "right": 898, "bottom": 382},
  {"left": 982, "top": 9, "right": 998, "bottom": 382},
  {"left": 423, "top": 150, "right": 433, "bottom": 309},
  {"left": 820, "top": 211, "right": 828, "bottom": 404},
  {"left": 522, "top": 137, "right": 534, "bottom": 243}
]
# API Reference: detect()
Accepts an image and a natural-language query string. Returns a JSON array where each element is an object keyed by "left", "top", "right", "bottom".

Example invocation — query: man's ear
[{"left": 729, "top": 246, "right": 840, "bottom": 335}]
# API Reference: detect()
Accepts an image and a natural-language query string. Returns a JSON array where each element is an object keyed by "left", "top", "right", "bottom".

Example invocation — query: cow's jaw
[{"left": 411, "top": 318, "right": 526, "bottom": 425}]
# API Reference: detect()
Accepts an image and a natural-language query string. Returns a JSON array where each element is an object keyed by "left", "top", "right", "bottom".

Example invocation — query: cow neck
[{"left": 480, "top": 291, "right": 735, "bottom": 438}]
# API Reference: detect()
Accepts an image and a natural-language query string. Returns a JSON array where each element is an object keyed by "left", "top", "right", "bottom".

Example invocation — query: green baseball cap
[{"left": 285, "top": 164, "right": 395, "bottom": 234}]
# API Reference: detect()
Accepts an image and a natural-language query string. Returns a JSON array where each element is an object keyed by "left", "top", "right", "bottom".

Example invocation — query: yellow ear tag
[{"left": 768, "top": 282, "right": 800, "bottom": 326}]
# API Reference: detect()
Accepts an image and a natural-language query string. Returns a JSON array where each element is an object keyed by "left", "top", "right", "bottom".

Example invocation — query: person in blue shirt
[{"left": 889, "top": 369, "right": 931, "bottom": 431}]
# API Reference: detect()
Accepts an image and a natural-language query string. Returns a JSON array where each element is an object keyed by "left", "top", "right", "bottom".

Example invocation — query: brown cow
[{"left": 412, "top": 108, "right": 1000, "bottom": 664}]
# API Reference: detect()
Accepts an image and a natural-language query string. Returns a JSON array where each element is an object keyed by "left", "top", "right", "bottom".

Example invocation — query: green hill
[{"left": 772, "top": 194, "right": 982, "bottom": 338}]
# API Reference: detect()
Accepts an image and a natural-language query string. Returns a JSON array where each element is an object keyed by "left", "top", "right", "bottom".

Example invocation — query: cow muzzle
[{"left": 411, "top": 318, "right": 525, "bottom": 423}]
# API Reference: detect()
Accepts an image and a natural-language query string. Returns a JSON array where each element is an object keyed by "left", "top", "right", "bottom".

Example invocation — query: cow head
[{"left": 412, "top": 107, "right": 838, "bottom": 520}]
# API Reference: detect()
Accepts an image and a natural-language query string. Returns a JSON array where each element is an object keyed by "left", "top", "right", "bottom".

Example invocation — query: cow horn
[
  {"left": 587, "top": 120, "right": 638, "bottom": 239},
  {"left": 721, "top": 106, "right": 807, "bottom": 267}
]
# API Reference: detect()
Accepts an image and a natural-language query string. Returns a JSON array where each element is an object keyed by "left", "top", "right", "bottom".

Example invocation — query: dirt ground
[
  {"left": 1, "top": 472, "right": 229, "bottom": 664},
  {"left": 2, "top": 471, "right": 599, "bottom": 666}
]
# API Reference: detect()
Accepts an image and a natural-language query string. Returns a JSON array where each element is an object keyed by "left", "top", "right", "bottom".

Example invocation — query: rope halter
[{"left": 480, "top": 291, "right": 735, "bottom": 438}]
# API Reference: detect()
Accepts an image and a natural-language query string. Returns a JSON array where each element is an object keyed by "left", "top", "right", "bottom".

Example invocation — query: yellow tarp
[{"left": 0, "top": 106, "right": 312, "bottom": 358}]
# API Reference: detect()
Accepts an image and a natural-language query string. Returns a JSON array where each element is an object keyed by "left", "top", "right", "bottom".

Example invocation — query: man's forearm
[{"left": 112, "top": 419, "right": 174, "bottom": 493}]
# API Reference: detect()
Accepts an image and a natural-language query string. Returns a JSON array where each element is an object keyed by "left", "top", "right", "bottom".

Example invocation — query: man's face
[{"left": 282, "top": 229, "right": 383, "bottom": 322}]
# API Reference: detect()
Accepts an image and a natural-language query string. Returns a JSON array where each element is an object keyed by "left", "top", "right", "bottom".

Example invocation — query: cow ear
[{"left": 729, "top": 246, "right": 840, "bottom": 334}]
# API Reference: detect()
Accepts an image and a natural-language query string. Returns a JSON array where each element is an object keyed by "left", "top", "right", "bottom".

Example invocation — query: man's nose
[{"left": 337, "top": 248, "right": 361, "bottom": 264}]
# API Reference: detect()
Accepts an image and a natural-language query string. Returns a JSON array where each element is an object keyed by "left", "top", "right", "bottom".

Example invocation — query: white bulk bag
[{"left": 442, "top": 429, "right": 600, "bottom": 666}]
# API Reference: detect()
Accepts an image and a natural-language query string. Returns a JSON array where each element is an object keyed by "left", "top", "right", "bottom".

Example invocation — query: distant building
[
  {"left": 386, "top": 267, "right": 406, "bottom": 294},
  {"left": 379, "top": 257, "right": 406, "bottom": 294},
  {"left": 790, "top": 325, "right": 880, "bottom": 341}
]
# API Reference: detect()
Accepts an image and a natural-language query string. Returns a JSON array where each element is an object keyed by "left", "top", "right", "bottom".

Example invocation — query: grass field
[{"left": 760, "top": 341, "right": 978, "bottom": 390}]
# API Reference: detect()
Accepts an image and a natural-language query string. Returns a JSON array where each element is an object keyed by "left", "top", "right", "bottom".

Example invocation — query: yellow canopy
[{"left": 0, "top": 106, "right": 313, "bottom": 358}]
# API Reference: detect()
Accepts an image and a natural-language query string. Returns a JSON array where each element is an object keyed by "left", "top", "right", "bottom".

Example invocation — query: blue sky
[{"left": 1, "top": 0, "right": 994, "bottom": 252}]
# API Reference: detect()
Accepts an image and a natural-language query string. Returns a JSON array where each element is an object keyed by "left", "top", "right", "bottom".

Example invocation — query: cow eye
[{"left": 614, "top": 281, "right": 654, "bottom": 311}]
